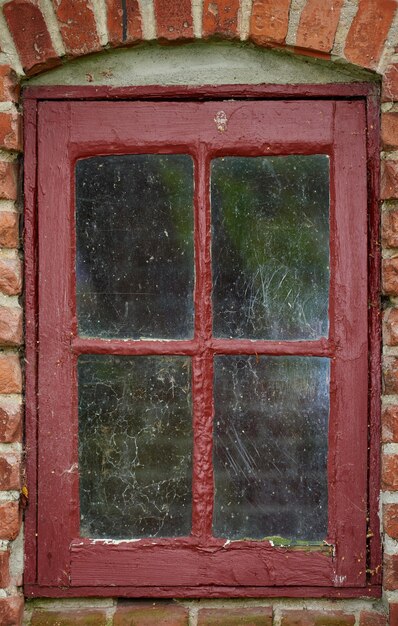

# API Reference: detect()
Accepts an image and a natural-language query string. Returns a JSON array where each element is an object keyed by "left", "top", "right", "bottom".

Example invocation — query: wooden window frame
[{"left": 23, "top": 83, "right": 381, "bottom": 599}]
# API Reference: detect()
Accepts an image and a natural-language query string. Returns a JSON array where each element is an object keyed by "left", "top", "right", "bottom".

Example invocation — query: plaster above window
[{"left": 25, "top": 42, "right": 378, "bottom": 89}]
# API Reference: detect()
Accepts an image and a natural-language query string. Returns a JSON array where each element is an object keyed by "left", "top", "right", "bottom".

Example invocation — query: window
[{"left": 25, "top": 88, "right": 378, "bottom": 597}]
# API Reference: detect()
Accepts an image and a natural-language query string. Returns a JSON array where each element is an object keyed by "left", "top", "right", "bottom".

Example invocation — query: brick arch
[{"left": 1, "top": 0, "right": 397, "bottom": 92}]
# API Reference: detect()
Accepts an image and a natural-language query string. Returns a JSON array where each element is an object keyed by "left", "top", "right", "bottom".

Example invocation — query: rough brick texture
[
  {"left": 344, "top": 0, "right": 397, "bottom": 70},
  {"left": 382, "top": 210, "right": 398, "bottom": 248},
  {"left": 382, "top": 453, "right": 398, "bottom": 490},
  {"left": 382, "top": 114, "right": 398, "bottom": 150},
  {"left": 383, "top": 258, "right": 398, "bottom": 295},
  {"left": 384, "top": 308, "right": 398, "bottom": 346},
  {"left": 0, "top": 257, "right": 22, "bottom": 296},
  {"left": 198, "top": 607, "right": 273, "bottom": 625},
  {"left": 385, "top": 554, "right": 398, "bottom": 590},
  {"left": 106, "top": 0, "right": 142, "bottom": 46},
  {"left": 154, "top": 0, "right": 193, "bottom": 41},
  {"left": 382, "top": 403, "right": 398, "bottom": 441},
  {"left": 203, "top": 0, "right": 240, "bottom": 39},
  {"left": 3, "top": 0, "right": 60, "bottom": 75},
  {"left": 0, "top": 355, "right": 22, "bottom": 394},
  {"left": 383, "top": 65, "right": 398, "bottom": 102},
  {"left": 0, "top": 500, "right": 20, "bottom": 539},
  {"left": 385, "top": 504, "right": 398, "bottom": 540},
  {"left": 0, "top": 66, "right": 19, "bottom": 102},
  {"left": 296, "top": 0, "right": 343, "bottom": 53},
  {"left": 0, "top": 113, "right": 21, "bottom": 152},
  {"left": 359, "top": 611, "right": 387, "bottom": 626},
  {"left": 0, "top": 398, "right": 21, "bottom": 443},
  {"left": 0, "top": 162, "right": 17, "bottom": 201},
  {"left": 280, "top": 610, "right": 355, "bottom": 625},
  {"left": 0, "top": 452, "right": 20, "bottom": 490},
  {"left": 0, "top": 213, "right": 19, "bottom": 249},
  {"left": 0, "top": 305, "right": 22, "bottom": 346},
  {"left": 0, "top": 596, "right": 23, "bottom": 626},
  {"left": 114, "top": 601, "right": 189, "bottom": 625},
  {"left": 31, "top": 609, "right": 108, "bottom": 625},
  {"left": 0, "top": 550, "right": 9, "bottom": 587},
  {"left": 52, "top": 0, "right": 101, "bottom": 56},
  {"left": 382, "top": 161, "right": 398, "bottom": 200},
  {"left": 250, "top": 0, "right": 290, "bottom": 45},
  {"left": 390, "top": 605, "right": 398, "bottom": 624}
]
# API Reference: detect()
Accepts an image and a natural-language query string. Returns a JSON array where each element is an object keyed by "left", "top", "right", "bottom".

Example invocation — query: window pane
[
  {"left": 78, "top": 355, "right": 192, "bottom": 539},
  {"left": 76, "top": 154, "right": 194, "bottom": 339},
  {"left": 211, "top": 156, "right": 330, "bottom": 340},
  {"left": 213, "top": 356, "right": 329, "bottom": 541}
]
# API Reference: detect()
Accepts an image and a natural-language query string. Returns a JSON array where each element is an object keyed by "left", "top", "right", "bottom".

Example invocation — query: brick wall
[{"left": 0, "top": 0, "right": 397, "bottom": 623}]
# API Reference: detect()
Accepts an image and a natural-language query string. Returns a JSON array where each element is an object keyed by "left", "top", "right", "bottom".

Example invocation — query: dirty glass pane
[
  {"left": 78, "top": 355, "right": 192, "bottom": 539},
  {"left": 211, "top": 156, "right": 330, "bottom": 340},
  {"left": 75, "top": 155, "right": 194, "bottom": 339},
  {"left": 213, "top": 356, "right": 329, "bottom": 541}
]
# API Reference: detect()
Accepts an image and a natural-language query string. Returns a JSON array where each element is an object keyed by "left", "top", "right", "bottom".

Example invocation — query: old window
[{"left": 24, "top": 88, "right": 379, "bottom": 596}]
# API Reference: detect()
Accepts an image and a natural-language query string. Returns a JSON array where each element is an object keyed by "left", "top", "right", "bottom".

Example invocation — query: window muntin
[{"left": 31, "top": 98, "right": 369, "bottom": 592}]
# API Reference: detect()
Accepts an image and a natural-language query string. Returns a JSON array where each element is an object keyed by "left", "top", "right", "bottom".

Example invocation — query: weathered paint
[{"left": 24, "top": 87, "right": 376, "bottom": 597}]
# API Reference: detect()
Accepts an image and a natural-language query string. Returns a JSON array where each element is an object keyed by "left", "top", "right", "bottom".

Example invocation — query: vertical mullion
[{"left": 192, "top": 146, "right": 214, "bottom": 540}]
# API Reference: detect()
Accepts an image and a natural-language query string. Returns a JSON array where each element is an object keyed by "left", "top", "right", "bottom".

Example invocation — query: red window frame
[{"left": 23, "top": 84, "right": 381, "bottom": 598}]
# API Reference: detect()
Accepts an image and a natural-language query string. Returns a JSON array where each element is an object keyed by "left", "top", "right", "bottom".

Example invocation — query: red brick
[
  {"left": 384, "top": 308, "right": 398, "bottom": 347},
  {"left": 296, "top": 0, "right": 344, "bottom": 53},
  {"left": 383, "top": 64, "right": 398, "bottom": 102},
  {"left": 0, "top": 213, "right": 19, "bottom": 249},
  {"left": 3, "top": 0, "right": 60, "bottom": 75},
  {"left": 106, "top": 0, "right": 142, "bottom": 47},
  {"left": 0, "top": 67, "right": 19, "bottom": 103},
  {"left": 0, "top": 355, "right": 22, "bottom": 394},
  {"left": 198, "top": 607, "right": 273, "bottom": 625},
  {"left": 359, "top": 611, "right": 387, "bottom": 626},
  {"left": 31, "top": 609, "right": 107, "bottom": 625},
  {"left": 0, "top": 257, "right": 21, "bottom": 296},
  {"left": 384, "top": 504, "right": 398, "bottom": 539},
  {"left": 382, "top": 210, "right": 398, "bottom": 248},
  {"left": 0, "top": 162, "right": 17, "bottom": 201},
  {"left": 0, "top": 453, "right": 20, "bottom": 490},
  {"left": 52, "top": 0, "right": 101, "bottom": 56},
  {"left": 382, "top": 113, "right": 398, "bottom": 150},
  {"left": 382, "top": 453, "right": 398, "bottom": 490},
  {"left": 344, "top": 0, "right": 397, "bottom": 70},
  {"left": 382, "top": 161, "right": 398, "bottom": 200},
  {"left": 382, "top": 403, "right": 398, "bottom": 441},
  {"left": 0, "top": 550, "right": 10, "bottom": 587},
  {"left": 203, "top": 0, "right": 239, "bottom": 39},
  {"left": 383, "top": 258, "right": 398, "bottom": 295},
  {"left": 0, "top": 305, "right": 22, "bottom": 346},
  {"left": 385, "top": 306, "right": 398, "bottom": 348},
  {"left": 0, "top": 501, "right": 20, "bottom": 540},
  {"left": 0, "top": 113, "right": 21, "bottom": 152},
  {"left": 154, "top": 0, "right": 193, "bottom": 41},
  {"left": 0, "top": 399, "right": 21, "bottom": 443},
  {"left": 0, "top": 596, "right": 23, "bottom": 626},
  {"left": 384, "top": 356, "right": 398, "bottom": 394},
  {"left": 114, "top": 601, "right": 189, "bottom": 625},
  {"left": 385, "top": 554, "right": 398, "bottom": 590},
  {"left": 390, "top": 604, "right": 398, "bottom": 625},
  {"left": 250, "top": 0, "right": 290, "bottom": 45},
  {"left": 280, "top": 610, "right": 355, "bottom": 625}
]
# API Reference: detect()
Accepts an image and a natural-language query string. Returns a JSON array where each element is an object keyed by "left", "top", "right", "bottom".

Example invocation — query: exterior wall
[{"left": 0, "top": 0, "right": 396, "bottom": 623}]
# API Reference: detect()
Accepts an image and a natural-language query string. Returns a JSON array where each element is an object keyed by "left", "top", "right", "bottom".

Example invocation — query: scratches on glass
[
  {"left": 78, "top": 355, "right": 192, "bottom": 539},
  {"left": 75, "top": 154, "right": 194, "bottom": 340},
  {"left": 211, "top": 155, "right": 330, "bottom": 340},
  {"left": 213, "top": 356, "right": 329, "bottom": 541}
]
